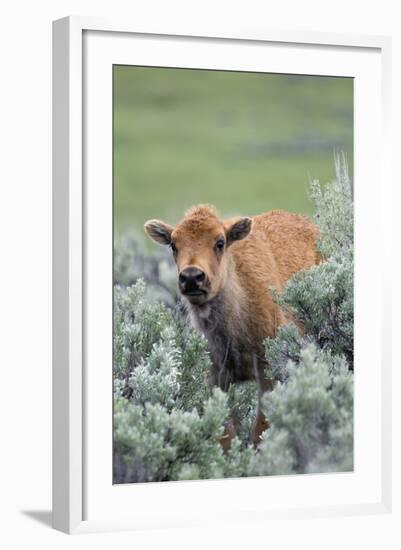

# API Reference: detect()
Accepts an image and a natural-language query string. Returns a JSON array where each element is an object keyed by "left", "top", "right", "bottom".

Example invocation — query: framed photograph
[{"left": 52, "top": 17, "right": 392, "bottom": 534}]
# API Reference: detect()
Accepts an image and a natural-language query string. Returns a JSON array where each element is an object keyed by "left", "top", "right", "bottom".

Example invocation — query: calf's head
[{"left": 144, "top": 205, "right": 252, "bottom": 305}]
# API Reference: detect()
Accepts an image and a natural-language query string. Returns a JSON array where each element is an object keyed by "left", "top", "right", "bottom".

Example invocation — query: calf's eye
[
  {"left": 215, "top": 239, "right": 225, "bottom": 252},
  {"left": 170, "top": 242, "right": 177, "bottom": 254}
]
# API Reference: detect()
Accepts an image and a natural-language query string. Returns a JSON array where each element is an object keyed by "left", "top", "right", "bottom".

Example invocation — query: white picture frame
[{"left": 52, "top": 16, "right": 392, "bottom": 534}]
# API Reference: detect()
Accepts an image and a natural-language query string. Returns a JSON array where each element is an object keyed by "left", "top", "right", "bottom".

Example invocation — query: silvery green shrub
[
  {"left": 114, "top": 389, "right": 231, "bottom": 483},
  {"left": 114, "top": 231, "right": 178, "bottom": 306},
  {"left": 265, "top": 154, "right": 354, "bottom": 378},
  {"left": 249, "top": 344, "right": 353, "bottom": 476}
]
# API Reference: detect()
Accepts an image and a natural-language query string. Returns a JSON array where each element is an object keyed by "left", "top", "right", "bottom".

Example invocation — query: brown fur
[{"left": 144, "top": 205, "right": 320, "bottom": 445}]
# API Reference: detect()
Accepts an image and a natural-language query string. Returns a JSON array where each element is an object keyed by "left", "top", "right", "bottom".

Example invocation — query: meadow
[{"left": 113, "top": 66, "right": 353, "bottom": 234}]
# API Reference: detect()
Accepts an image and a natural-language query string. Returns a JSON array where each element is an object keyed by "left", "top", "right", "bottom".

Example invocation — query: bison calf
[{"left": 145, "top": 205, "right": 320, "bottom": 446}]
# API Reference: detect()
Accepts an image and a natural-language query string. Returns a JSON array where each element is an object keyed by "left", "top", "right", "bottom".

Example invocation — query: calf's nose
[{"left": 179, "top": 267, "right": 205, "bottom": 289}]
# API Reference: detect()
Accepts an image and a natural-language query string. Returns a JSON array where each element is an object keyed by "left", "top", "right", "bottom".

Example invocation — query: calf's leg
[{"left": 251, "top": 355, "right": 275, "bottom": 445}]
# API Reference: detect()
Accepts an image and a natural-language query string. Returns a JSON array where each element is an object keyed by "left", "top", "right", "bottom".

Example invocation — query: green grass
[{"left": 113, "top": 66, "right": 353, "bottom": 233}]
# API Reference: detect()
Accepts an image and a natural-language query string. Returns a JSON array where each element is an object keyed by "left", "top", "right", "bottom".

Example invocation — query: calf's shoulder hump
[{"left": 233, "top": 210, "right": 320, "bottom": 286}]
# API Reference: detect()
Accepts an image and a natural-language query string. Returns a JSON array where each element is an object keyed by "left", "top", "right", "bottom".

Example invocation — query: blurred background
[{"left": 113, "top": 66, "right": 353, "bottom": 234}]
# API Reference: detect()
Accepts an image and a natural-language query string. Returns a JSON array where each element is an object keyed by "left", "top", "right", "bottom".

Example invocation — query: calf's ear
[
  {"left": 226, "top": 217, "right": 252, "bottom": 246},
  {"left": 144, "top": 219, "right": 174, "bottom": 245}
]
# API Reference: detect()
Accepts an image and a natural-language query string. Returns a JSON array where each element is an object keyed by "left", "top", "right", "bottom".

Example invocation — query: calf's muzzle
[{"left": 178, "top": 267, "right": 207, "bottom": 301}]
